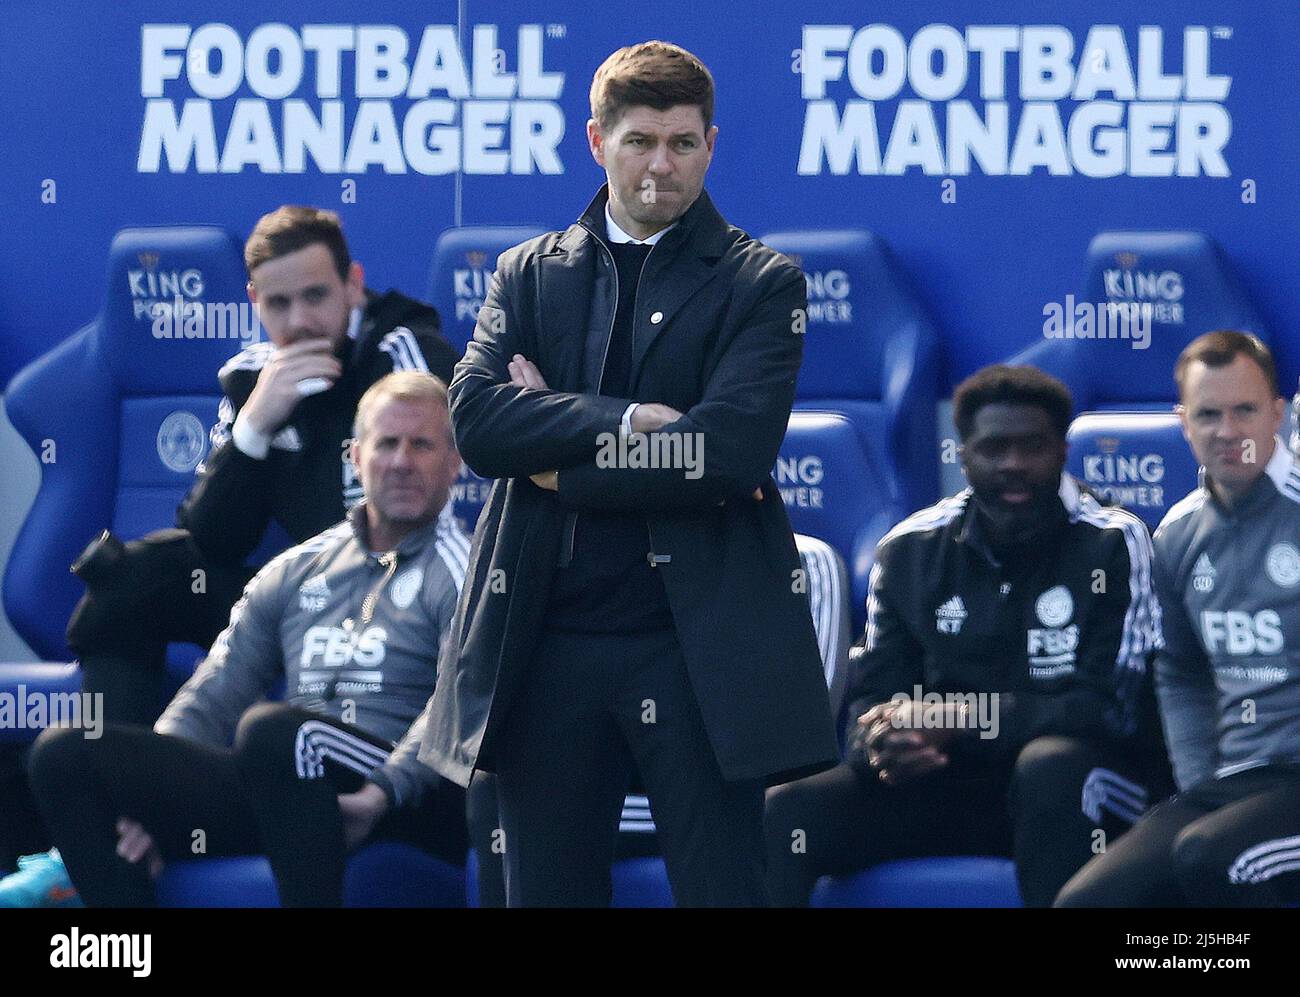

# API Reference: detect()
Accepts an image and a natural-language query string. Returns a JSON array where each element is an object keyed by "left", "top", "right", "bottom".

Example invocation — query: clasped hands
[
  {"left": 852, "top": 701, "right": 967, "bottom": 786},
  {"left": 507, "top": 354, "right": 761, "bottom": 501}
]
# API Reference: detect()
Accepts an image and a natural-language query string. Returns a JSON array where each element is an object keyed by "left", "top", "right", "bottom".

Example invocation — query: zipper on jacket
[
  {"left": 561, "top": 223, "right": 659, "bottom": 568},
  {"left": 332, "top": 551, "right": 398, "bottom": 702},
  {"left": 360, "top": 551, "right": 399, "bottom": 625}
]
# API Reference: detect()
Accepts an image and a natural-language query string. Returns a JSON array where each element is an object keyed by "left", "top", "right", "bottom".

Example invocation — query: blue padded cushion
[
  {"left": 1010, "top": 231, "right": 1268, "bottom": 411},
  {"left": 762, "top": 228, "right": 941, "bottom": 515},
  {"left": 611, "top": 857, "right": 675, "bottom": 908},
  {"left": 157, "top": 843, "right": 466, "bottom": 908},
  {"left": 155, "top": 856, "right": 280, "bottom": 908},
  {"left": 1066, "top": 411, "right": 1200, "bottom": 530},
  {"left": 0, "top": 663, "right": 80, "bottom": 743},
  {"left": 4, "top": 227, "right": 247, "bottom": 660},
  {"left": 426, "top": 225, "right": 546, "bottom": 354},
  {"left": 777, "top": 409, "right": 900, "bottom": 627},
  {"left": 450, "top": 462, "right": 495, "bottom": 535},
  {"left": 811, "top": 857, "right": 1023, "bottom": 908}
]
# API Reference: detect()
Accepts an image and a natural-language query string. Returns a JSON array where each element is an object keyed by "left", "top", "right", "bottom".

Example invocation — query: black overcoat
[{"left": 420, "top": 185, "right": 839, "bottom": 787}]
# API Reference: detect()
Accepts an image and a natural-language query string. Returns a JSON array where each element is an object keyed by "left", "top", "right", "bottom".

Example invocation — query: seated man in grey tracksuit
[
  {"left": 29, "top": 371, "right": 469, "bottom": 906},
  {"left": 1059, "top": 332, "right": 1300, "bottom": 906}
]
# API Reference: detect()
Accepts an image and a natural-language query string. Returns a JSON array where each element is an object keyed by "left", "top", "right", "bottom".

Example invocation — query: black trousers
[
  {"left": 1056, "top": 765, "right": 1300, "bottom": 907},
  {"left": 66, "top": 528, "right": 253, "bottom": 726},
  {"left": 468, "top": 771, "right": 665, "bottom": 908},
  {"left": 26, "top": 703, "right": 466, "bottom": 907},
  {"left": 493, "top": 627, "right": 767, "bottom": 907},
  {"left": 764, "top": 735, "right": 1161, "bottom": 907},
  {"left": 1, "top": 532, "right": 248, "bottom": 872}
]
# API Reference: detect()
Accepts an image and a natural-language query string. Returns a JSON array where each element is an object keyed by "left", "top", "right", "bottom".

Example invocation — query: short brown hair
[
  {"left": 1174, "top": 330, "right": 1277, "bottom": 398},
  {"left": 353, "top": 371, "right": 452, "bottom": 444},
  {"left": 245, "top": 205, "right": 351, "bottom": 281},
  {"left": 589, "top": 41, "right": 715, "bottom": 132}
]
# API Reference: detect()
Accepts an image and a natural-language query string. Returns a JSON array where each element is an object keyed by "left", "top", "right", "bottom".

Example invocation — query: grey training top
[
  {"left": 1153, "top": 436, "right": 1300, "bottom": 791},
  {"left": 156, "top": 501, "right": 469, "bottom": 807}
]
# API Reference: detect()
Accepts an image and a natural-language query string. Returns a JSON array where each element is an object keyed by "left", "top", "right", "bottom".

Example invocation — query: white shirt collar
[
  {"left": 1263, "top": 435, "right": 1294, "bottom": 491},
  {"left": 605, "top": 203, "right": 676, "bottom": 246},
  {"left": 346, "top": 306, "right": 362, "bottom": 340}
]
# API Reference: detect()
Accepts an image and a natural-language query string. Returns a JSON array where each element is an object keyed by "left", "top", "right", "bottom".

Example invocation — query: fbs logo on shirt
[
  {"left": 1200, "top": 610, "right": 1283, "bottom": 656},
  {"left": 300, "top": 625, "right": 389, "bottom": 668}
]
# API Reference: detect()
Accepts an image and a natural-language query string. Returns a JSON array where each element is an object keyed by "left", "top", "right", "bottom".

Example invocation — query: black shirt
[{"left": 545, "top": 240, "right": 674, "bottom": 634}]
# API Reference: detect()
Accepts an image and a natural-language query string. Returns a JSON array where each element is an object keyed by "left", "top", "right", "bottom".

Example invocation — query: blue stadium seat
[
  {"left": 341, "top": 842, "right": 465, "bottom": 907},
  {"left": 777, "top": 410, "right": 900, "bottom": 630},
  {"left": 0, "top": 663, "right": 80, "bottom": 744},
  {"left": 155, "top": 856, "right": 280, "bottom": 908},
  {"left": 1, "top": 226, "right": 261, "bottom": 731},
  {"left": 1010, "top": 231, "right": 1269, "bottom": 412},
  {"left": 426, "top": 225, "right": 547, "bottom": 354},
  {"left": 611, "top": 857, "right": 677, "bottom": 908},
  {"left": 155, "top": 843, "right": 466, "bottom": 907},
  {"left": 1066, "top": 412, "right": 1200, "bottom": 530},
  {"left": 761, "top": 229, "right": 941, "bottom": 520},
  {"left": 450, "top": 463, "right": 495, "bottom": 535},
  {"left": 810, "top": 857, "right": 1022, "bottom": 908}
]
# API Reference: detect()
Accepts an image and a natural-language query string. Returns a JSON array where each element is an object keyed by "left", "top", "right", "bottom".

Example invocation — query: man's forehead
[
  {"left": 249, "top": 243, "right": 341, "bottom": 292},
  {"left": 610, "top": 104, "right": 706, "bottom": 135},
  {"left": 367, "top": 397, "right": 446, "bottom": 433},
  {"left": 969, "top": 403, "right": 1054, "bottom": 436},
  {"left": 1183, "top": 357, "right": 1274, "bottom": 405}
]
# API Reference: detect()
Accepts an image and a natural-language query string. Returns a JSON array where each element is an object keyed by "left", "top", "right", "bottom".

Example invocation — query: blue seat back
[
  {"left": 1083, "top": 232, "right": 1269, "bottom": 407},
  {"left": 761, "top": 228, "right": 941, "bottom": 515},
  {"left": 1066, "top": 412, "right": 1200, "bottom": 530},
  {"left": 4, "top": 226, "right": 249, "bottom": 660},
  {"left": 450, "top": 463, "right": 495, "bottom": 535},
  {"left": 426, "top": 225, "right": 547, "bottom": 354},
  {"left": 1010, "top": 231, "right": 1268, "bottom": 412},
  {"left": 777, "top": 410, "right": 900, "bottom": 629}
]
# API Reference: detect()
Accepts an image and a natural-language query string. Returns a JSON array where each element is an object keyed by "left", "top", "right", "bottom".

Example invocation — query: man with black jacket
[
  {"left": 764, "top": 365, "right": 1171, "bottom": 907},
  {"left": 65, "top": 206, "right": 458, "bottom": 725},
  {"left": 421, "top": 42, "right": 838, "bottom": 906}
]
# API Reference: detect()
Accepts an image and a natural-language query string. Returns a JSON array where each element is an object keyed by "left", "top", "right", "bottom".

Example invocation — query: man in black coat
[
  {"left": 420, "top": 41, "right": 838, "bottom": 906},
  {"left": 65, "top": 205, "right": 459, "bottom": 725}
]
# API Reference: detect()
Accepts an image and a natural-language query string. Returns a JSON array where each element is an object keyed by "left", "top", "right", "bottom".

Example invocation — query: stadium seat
[
  {"left": 426, "top": 225, "right": 547, "bottom": 354},
  {"left": 761, "top": 229, "right": 941, "bottom": 521},
  {"left": 155, "top": 856, "right": 280, "bottom": 908},
  {"left": 1066, "top": 411, "right": 1200, "bottom": 529},
  {"left": 155, "top": 843, "right": 466, "bottom": 907},
  {"left": 810, "top": 857, "right": 1023, "bottom": 908},
  {"left": 1009, "top": 231, "right": 1269, "bottom": 412},
  {"left": 1, "top": 226, "right": 262, "bottom": 731},
  {"left": 450, "top": 463, "right": 495, "bottom": 534},
  {"left": 777, "top": 410, "right": 900, "bottom": 631},
  {"left": 0, "top": 663, "right": 80, "bottom": 744}
]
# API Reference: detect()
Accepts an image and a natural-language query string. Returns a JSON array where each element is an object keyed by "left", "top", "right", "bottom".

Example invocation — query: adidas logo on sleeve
[{"left": 935, "top": 595, "right": 968, "bottom": 634}]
